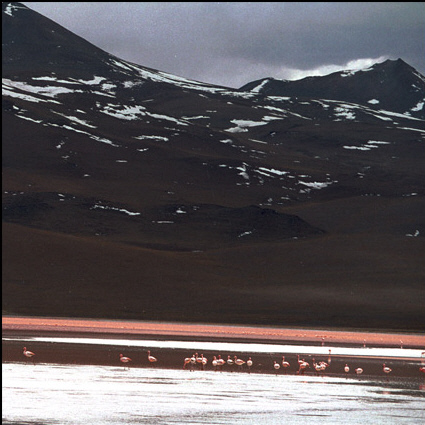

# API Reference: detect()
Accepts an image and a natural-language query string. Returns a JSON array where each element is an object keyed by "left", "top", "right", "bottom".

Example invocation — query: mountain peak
[
  {"left": 2, "top": 1, "right": 118, "bottom": 79},
  {"left": 370, "top": 57, "right": 416, "bottom": 74},
  {"left": 240, "top": 58, "right": 425, "bottom": 119}
]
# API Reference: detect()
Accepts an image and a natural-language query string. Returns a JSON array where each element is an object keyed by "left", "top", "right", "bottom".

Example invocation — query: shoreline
[
  {"left": 3, "top": 316, "right": 425, "bottom": 378},
  {"left": 3, "top": 316, "right": 425, "bottom": 347}
]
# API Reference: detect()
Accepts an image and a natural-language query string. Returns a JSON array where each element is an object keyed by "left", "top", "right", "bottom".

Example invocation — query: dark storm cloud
[{"left": 22, "top": 2, "right": 425, "bottom": 87}]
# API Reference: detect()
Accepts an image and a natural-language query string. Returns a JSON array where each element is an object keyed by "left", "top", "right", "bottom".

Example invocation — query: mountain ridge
[{"left": 239, "top": 58, "right": 425, "bottom": 120}]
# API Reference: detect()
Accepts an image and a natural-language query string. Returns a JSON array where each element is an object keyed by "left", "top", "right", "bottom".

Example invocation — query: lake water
[{"left": 3, "top": 362, "right": 425, "bottom": 424}]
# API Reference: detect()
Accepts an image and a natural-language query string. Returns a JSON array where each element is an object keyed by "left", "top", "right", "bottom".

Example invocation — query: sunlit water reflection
[{"left": 3, "top": 362, "right": 425, "bottom": 424}]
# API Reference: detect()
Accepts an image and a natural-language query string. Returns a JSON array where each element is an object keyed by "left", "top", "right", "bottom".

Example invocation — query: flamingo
[
  {"left": 281, "top": 356, "right": 290, "bottom": 373},
  {"left": 383, "top": 363, "right": 392, "bottom": 375},
  {"left": 23, "top": 347, "right": 35, "bottom": 364},
  {"left": 273, "top": 360, "right": 280, "bottom": 374},
  {"left": 344, "top": 364, "right": 350, "bottom": 374},
  {"left": 298, "top": 361, "right": 309, "bottom": 374},
  {"left": 147, "top": 350, "right": 157, "bottom": 365},
  {"left": 216, "top": 355, "right": 225, "bottom": 371},
  {"left": 419, "top": 366, "right": 425, "bottom": 374},
  {"left": 202, "top": 355, "right": 208, "bottom": 369},
  {"left": 196, "top": 354, "right": 207, "bottom": 370},
  {"left": 212, "top": 356, "right": 218, "bottom": 371},
  {"left": 246, "top": 357, "right": 253, "bottom": 373},
  {"left": 312, "top": 358, "right": 326, "bottom": 375},
  {"left": 234, "top": 356, "right": 245, "bottom": 370},
  {"left": 119, "top": 353, "right": 132, "bottom": 369},
  {"left": 355, "top": 367, "right": 363, "bottom": 375},
  {"left": 226, "top": 355, "right": 234, "bottom": 371},
  {"left": 196, "top": 353, "right": 203, "bottom": 369},
  {"left": 190, "top": 353, "right": 197, "bottom": 369},
  {"left": 297, "top": 355, "right": 309, "bottom": 375},
  {"left": 312, "top": 358, "right": 320, "bottom": 374},
  {"left": 183, "top": 357, "right": 191, "bottom": 370},
  {"left": 320, "top": 361, "right": 329, "bottom": 371}
]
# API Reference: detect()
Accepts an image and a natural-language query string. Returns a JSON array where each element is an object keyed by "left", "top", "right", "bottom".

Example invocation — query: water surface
[{"left": 3, "top": 362, "right": 425, "bottom": 424}]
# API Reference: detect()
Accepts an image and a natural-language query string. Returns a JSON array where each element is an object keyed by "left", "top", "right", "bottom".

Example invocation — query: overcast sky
[{"left": 22, "top": 2, "right": 425, "bottom": 88}]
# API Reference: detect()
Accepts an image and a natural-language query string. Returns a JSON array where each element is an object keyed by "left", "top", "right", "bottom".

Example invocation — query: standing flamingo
[
  {"left": 147, "top": 350, "right": 157, "bottom": 366},
  {"left": 344, "top": 364, "right": 350, "bottom": 374},
  {"left": 202, "top": 355, "right": 208, "bottom": 369},
  {"left": 312, "top": 358, "right": 328, "bottom": 375},
  {"left": 273, "top": 360, "right": 281, "bottom": 374},
  {"left": 212, "top": 356, "right": 218, "bottom": 371},
  {"left": 281, "top": 356, "right": 290, "bottom": 372},
  {"left": 190, "top": 353, "right": 197, "bottom": 370},
  {"left": 312, "top": 358, "right": 322, "bottom": 375},
  {"left": 234, "top": 356, "right": 245, "bottom": 371},
  {"left": 246, "top": 357, "right": 253, "bottom": 373},
  {"left": 183, "top": 357, "right": 191, "bottom": 370},
  {"left": 297, "top": 355, "right": 309, "bottom": 375},
  {"left": 216, "top": 355, "right": 225, "bottom": 371},
  {"left": 196, "top": 353, "right": 203, "bottom": 369},
  {"left": 383, "top": 363, "right": 392, "bottom": 375},
  {"left": 23, "top": 347, "right": 35, "bottom": 364},
  {"left": 419, "top": 366, "right": 425, "bottom": 374},
  {"left": 319, "top": 361, "right": 329, "bottom": 373},
  {"left": 226, "top": 355, "right": 235, "bottom": 372},
  {"left": 197, "top": 354, "right": 207, "bottom": 370},
  {"left": 355, "top": 367, "right": 363, "bottom": 375},
  {"left": 119, "top": 353, "right": 132, "bottom": 369}
]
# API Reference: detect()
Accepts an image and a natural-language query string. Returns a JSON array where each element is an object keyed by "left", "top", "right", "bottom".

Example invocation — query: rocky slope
[{"left": 2, "top": 2, "right": 425, "bottom": 330}]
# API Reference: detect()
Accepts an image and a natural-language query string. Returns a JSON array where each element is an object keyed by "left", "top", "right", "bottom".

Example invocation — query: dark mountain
[
  {"left": 2, "top": 2, "right": 425, "bottom": 330},
  {"left": 240, "top": 59, "right": 425, "bottom": 120}
]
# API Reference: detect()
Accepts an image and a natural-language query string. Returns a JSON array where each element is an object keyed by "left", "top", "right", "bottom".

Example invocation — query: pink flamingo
[
  {"left": 297, "top": 355, "right": 309, "bottom": 375},
  {"left": 211, "top": 356, "right": 218, "bottom": 371},
  {"left": 383, "top": 363, "right": 392, "bottom": 374},
  {"left": 281, "top": 356, "right": 290, "bottom": 372},
  {"left": 216, "top": 355, "right": 225, "bottom": 371},
  {"left": 227, "top": 355, "right": 234, "bottom": 367},
  {"left": 23, "top": 347, "right": 35, "bottom": 364},
  {"left": 119, "top": 354, "right": 132, "bottom": 369},
  {"left": 246, "top": 357, "right": 253, "bottom": 373},
  {"left": 198, "top": 354, "right": 207, "bottom": 370},
  {"left": 183, "top": 357, "right": 191, "bottom": 370},
  {"left": 147, "top": 350, "right": 157, "bottom": 365},
  {"left": 234, "top": 356, "right": 245, "bottom": 370}
]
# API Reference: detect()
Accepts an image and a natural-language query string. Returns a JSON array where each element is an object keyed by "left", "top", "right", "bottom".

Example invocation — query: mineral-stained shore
[{"left": 2, "top": 317, "right": 425, "bottom": 378}]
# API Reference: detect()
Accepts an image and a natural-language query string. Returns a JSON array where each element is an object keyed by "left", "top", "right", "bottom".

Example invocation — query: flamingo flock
[{"left": 19, "top": 346, "right": 425, "bottom": 378}]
